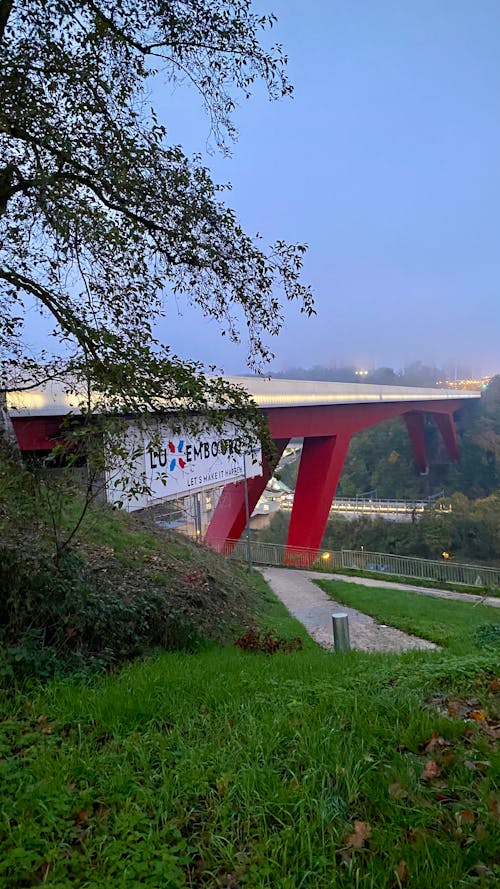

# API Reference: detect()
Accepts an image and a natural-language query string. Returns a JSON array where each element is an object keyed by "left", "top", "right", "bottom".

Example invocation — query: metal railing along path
[{"left": 208, "top": 539, "right": 500, "bottom": 588}]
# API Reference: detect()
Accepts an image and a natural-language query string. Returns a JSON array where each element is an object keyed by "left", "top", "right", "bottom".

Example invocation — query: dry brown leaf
[
  {"left": 470, "top": 710, "right": 486, "bottom": 721},
  {"left": 483, "top": 722, "right": 500, "bottom": 741},
  {"left": 487, "top": 796, "right": 500, "bottom": 819},
  {"left": 74, "top": 809, "right": 90, "bottom": 826},
  {"left": 388, "top": 782, "right": 408, "bottom": 800},
  {"left": 422, "top": 759, "right": 441, "bottom": 780},
  {"left": 39, "top": 862, "right": 50, "bottom": 880},
  {"left": 435, "top": 789, "right": 460, "bottom": 802},
  {"left": 404, "top": 827, "right": 424, "bottom": 845},
  {"left": 447, "top": 700, "right": 470, "bottom": 718},
  {"left": 488, "top": 678, "right": 500, "bottom": 694},
  {"left": 345, "top": 820, "right": 372, "bottom": 849},
  {"left": 423, "top": 732, "right": 450, "bottom": 754},
  {"left": 441, "top": 751, "right": 456, "bottom": 768},
  {"left": 471, "top": 863, "right": 495, "bottom": 878},
  {"left": 395, "top": 860, "right": 408, "bottom": 883},
  {"left": 459, "top": 809, "right": 475, "bottom": 824}
]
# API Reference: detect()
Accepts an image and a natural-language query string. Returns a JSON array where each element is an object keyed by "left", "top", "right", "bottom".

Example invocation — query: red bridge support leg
[
  {"left": 432, "top": 412, "right": 460, "bottom": 462},
  {"left": 204, "top": 440, "right": 288, "bottom": 552},
  {"left": 286, "top": 434, "right": 351, "bottom": 563},
  {"left": 404, "top": 412, "right": 428, "bottom": 475}
]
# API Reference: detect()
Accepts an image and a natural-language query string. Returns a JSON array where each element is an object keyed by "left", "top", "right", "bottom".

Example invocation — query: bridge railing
[
  {"left": 330, "top": 492, "right": 449, "bottom": 514},
  {"left": 340, "top": 549, "right": 500, "bottom": 588},
  {"left": 208, "top": 539, "right": 500, "bottom": 588}
]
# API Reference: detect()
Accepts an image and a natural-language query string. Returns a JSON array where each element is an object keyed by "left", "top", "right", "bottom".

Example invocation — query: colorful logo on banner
[{"left": 168, "top": 440, "right": 186, "bottom": 471}]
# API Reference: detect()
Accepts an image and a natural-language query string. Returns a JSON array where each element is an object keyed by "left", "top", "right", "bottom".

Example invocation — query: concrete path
[
  {"left": 261, "top": 568, "right": 438, "bottom": 653},
  {"left": 328, "top": 573, "right": 500, "bottom": 609}
]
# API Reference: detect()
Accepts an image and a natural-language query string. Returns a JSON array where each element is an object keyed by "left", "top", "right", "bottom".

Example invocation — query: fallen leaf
[
  {"left": 345, "top": 820, "right": 372, "bottom": 849},
  {"left": 423, "top": 732, "right": 451, "bottom": 754},
  {"left": 441, "top": 751, "right": 456, "bottom": 768},
  {"left": 395, "top": 860, "right": 408, "bottom": 883},
  {"left": 471, "top": 863, "right": 495, "bottom": 878},
  {"left": 447, "top": 700, "right": 470, "bottom": 718},
  {"left": 470, "top": 710, "right": 486, "bottom": 722},
  {"left": 39, "top": 862, "right": 50, "bottom": 880},
  {"left": 435, "top": 789, "right": 460, "bottom": 802},
  {"left": 487, "top": 796, "right": 500, "bottom": 820},
  {"left": 404, "top": 827, "right": 424, "bottom": 844},
  {"left": 74, "top": 809, "right": 90, "bottom": 826},
  {"left": 488, "top": 678, "right": 500, "bottom": 694},
  {"left": 483, "top": 722, "right": 500, "bottom": 741},
  {"left": 459, "top": 809, "right": 475, "bottom": 824},
  {"left": 388, "top": 782, "right": 408, "bottom": 800},
  {"left": 422, "top": 760, "right": 441, "bottom": 780}
]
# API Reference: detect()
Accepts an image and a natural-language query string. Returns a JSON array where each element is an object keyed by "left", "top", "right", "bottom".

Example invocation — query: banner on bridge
[{"left": 105, "top": 421, "right": 262, "bottom": 510}]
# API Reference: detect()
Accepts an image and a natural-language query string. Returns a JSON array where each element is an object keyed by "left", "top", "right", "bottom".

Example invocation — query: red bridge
[
  {"left": 204, "top": 377, "right": 479, "bottom": 557},
  {"left": 8, "top": 377, "right": 479, "bottom": 558}
]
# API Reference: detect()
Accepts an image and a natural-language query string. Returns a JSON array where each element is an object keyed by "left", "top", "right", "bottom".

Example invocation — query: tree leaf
[
  {"left": 388, "top": 782, "right": 408, "bottom": 800},
  {"left": 422, "top": 759, "right": 441, "bottom": 780},
  {"left": 395, "top": 860, "right": 408, "bottom": 883},
  {"left": 345, "top": 820, "right": 371, "bottom": 849}
]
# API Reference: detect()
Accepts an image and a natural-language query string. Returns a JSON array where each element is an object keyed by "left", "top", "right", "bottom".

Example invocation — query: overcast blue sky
[{"left": 156, "top": 0, "right": 500, "bottom": 377}]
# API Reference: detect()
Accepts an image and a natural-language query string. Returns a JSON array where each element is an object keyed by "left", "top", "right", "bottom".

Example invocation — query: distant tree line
[{"left": 272, "top": 361, "right": 472, "bottom": 388}]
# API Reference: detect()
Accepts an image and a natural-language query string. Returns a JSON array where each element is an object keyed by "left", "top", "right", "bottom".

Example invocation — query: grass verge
[
  {"left": 317, "top": 579, "right": 500, "bottom": 655},
  {"left": 326, "top": 566, "right": 500, "bottom": 599},
  {"left": 1, "top": 576, "right": 500, "bottom": 888}
]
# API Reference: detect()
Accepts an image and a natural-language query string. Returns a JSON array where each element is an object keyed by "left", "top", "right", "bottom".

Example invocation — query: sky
[{"left": 155, "top": 0, "right": 500, "bottom": 377}]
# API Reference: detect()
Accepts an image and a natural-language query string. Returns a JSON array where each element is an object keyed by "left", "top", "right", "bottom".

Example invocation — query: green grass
[
  {"left": 1, "top": 579, "right": 500, "bottom": 888},
  {"left": 318, "top": 579, "right": 500, "bottom": 654},
  {"left": 329, "top": 566, "right": 500, "bottom": 598}
]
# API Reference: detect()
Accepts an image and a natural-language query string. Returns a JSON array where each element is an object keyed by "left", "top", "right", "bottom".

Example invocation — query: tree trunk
[{"left": 0, "top": 388, "right": 21, "bottom": 459}]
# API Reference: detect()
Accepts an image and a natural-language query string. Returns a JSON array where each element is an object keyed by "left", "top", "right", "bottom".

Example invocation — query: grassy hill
[
  {"left": 0, "top": 454, "right": 261, "bottom": 681},
  {"left": 1, "top": 583, "right": 499, "bottom": 888},
  {"left": 2, "top": 454, "right": 500, "bottom": 887}
]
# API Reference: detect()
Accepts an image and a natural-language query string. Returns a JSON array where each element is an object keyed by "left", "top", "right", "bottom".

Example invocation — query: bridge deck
[
  {"left": 225, "top": 376, "right": 480, "bottom": 408},
  {"left": 6, "top": 376, "right": 480, "bottom": 416}
]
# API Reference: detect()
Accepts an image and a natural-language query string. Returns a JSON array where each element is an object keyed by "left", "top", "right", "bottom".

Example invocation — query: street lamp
[{"left": 242, "top": 451, "right": 253, "bottom": 574}]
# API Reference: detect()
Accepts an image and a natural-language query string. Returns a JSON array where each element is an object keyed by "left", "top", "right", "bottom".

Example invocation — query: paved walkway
[{"left": 261, "top": 568, "right": 438, "bottom": 653}]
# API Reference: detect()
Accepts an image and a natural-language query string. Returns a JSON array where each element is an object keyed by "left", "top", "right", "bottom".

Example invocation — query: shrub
[
  {"left": 0, "top": 546, "right": 201, "bottom": 682},
  {"left": 234, "top": 627, "right": 303, "bottom": 654}
]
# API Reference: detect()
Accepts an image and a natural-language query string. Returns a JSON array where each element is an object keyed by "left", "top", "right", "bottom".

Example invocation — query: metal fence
[
  {"left": 340, "top": 549, "right": 500, "bottom": 588},
  {"left": 211, "top": 539, "right": 500, "bottom": 588},
  {"left": 212, "top": 539, "right": 343, "bottom": 572},
  {"left": 330, "top": 497, "right": 451, "bottom": 516}
]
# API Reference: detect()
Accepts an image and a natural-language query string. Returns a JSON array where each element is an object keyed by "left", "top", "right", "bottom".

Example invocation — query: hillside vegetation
[{"left": 0, "top": 452, "right": 258, "bottom": 682}]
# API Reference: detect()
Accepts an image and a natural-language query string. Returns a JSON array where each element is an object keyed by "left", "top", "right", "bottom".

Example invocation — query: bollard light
[{"left": 332, "top": 612, "right": 350, "bottom": 653}]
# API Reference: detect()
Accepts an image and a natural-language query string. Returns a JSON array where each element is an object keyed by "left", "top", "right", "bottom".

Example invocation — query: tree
[{"left": 0, "top": 0, "right": 313, "bottom": 437}]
